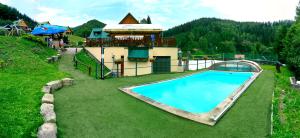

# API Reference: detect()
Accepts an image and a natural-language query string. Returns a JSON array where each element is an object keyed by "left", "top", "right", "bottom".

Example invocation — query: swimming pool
[{"left": 121, "top": 70, "right": 261, "bottom": 125}]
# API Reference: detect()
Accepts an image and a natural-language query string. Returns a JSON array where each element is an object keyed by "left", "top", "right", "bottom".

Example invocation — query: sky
[{"left": 0, "top": 0, "right": 299, "bottom": 29}]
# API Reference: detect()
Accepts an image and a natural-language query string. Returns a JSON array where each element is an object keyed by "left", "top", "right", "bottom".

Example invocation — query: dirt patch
[{"left": 279, "top": 90, "right": 286, "bottom": 124}]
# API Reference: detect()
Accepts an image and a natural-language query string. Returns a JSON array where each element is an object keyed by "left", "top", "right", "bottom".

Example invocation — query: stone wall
[{"left": 37, "top": 78, "right": 74, "bottom": 138}]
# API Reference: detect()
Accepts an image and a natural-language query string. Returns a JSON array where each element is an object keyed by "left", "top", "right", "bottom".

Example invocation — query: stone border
[
  {"left": 120, "top": 70, "right": 262, "bottom": 126},
  {"left": 47, "top": 50, "right": 62, "bottom": 63},
  {"left": 37, "top": 78, "right": 74, "bottom": 138}
]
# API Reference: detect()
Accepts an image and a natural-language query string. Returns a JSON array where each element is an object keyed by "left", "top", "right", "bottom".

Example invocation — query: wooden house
[{"left": 85, "top": 13, "right": 181, "bottom": 76}]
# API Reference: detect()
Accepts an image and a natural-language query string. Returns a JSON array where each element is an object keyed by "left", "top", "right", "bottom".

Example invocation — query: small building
[
  {"left": 88, "top": 28, "right": 108, "bottom": 39},
  {"left": 13, "top": 19, "right": 30, "bottom": 31},
  {"left": 85, "top": 13, "right": 181, "bottom": 76},
  {"left": 65, "top": 26, "right": 73, "bottom": 35}
]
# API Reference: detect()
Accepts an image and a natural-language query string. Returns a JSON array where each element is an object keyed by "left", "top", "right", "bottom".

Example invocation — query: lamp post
[
  {"left": 178, "top": 49, "right": 183, "bottom": 66},
  {"left": 101, "top": 45, "right": 104, "bottom": 80}
]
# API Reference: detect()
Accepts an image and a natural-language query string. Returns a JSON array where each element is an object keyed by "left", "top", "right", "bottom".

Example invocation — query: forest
[
  {"left": 164, "top": 18, "right": 293, "bottom": 59},
  {"left": 0, "top": 3, "right": 37, "bottom": 28}
]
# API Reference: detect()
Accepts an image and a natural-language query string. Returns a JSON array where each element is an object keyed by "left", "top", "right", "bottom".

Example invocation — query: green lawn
[
  {"left": 55, "top": 54, "right": 274, "bottom": 138},
  {"left": 0, "top": 36, "right": 67, "bottom": 137},
  {"left": 68, "top": 35, "right": 84, "bottom": 46}
]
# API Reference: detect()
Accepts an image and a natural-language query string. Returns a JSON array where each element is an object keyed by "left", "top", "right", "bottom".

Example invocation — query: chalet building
[
  {"left": 86, "top": 13, "right": 182, "bottom": 76},
  {"left": 13, "top": 19, "right": 30, "bottom": 31}
]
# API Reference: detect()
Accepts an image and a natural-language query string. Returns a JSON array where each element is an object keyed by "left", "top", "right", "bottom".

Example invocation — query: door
[{"left": 152, "top": 56, "right": 171, "bottom": 73}]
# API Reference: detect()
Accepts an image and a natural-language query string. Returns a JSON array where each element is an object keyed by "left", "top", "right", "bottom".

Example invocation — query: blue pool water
[{"left": 132, "top": 71, "right": 253, "bottom": 113}]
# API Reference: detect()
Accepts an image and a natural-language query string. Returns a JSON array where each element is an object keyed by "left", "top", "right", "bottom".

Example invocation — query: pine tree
[
  {"left": 147, "top": 16, "right": 151, "bottom": 24},
  {"left": 296, "top": 1, "right": 300, "bottom": 22}
]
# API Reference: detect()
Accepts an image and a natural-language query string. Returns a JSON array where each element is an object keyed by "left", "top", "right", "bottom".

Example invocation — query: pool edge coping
[{"left": 119, "top": 70, "right": 263, "bottom": 126}]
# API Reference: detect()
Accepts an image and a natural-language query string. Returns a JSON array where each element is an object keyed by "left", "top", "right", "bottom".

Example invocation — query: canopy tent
[{"left": 31, "top": 24, "right": 67, "bottom": 35}]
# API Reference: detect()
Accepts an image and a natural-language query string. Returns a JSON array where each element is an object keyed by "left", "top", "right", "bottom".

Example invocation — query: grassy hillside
[
  {"left": 68, "top": 35, "right": 85, "bottom": 46},
  {"left": 73, "top": 19, "right": 106, "bottom": 37},
  {"left": 74, "top": 50, "right": 110, "bottom": 78},
  {"left": 0, "top": 36, "right": 67, "bottom": 137}
]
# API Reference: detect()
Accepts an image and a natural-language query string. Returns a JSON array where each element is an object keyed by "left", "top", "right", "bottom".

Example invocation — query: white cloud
[
  {"left": 0, "top": 0, "right": 10, "bottom": 4},
  {"left": 200, "top": 0, "right": 299, "bottom": 22},
  {"left": 34, "top": 6, "right": 94, "bottom": 27}
]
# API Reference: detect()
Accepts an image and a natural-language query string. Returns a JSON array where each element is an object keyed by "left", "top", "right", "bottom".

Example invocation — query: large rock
[
  {"left": 57, "top": 54, "right": 61, "bottom": 59},
  {"left": 42, "top": 94, "right": 54, "bottom": 104},
  {"left": 46, "top": 80, "right": 62, "bottom": 92},
  {"left": 52, "top": 56, "right": 59, "bottom": 62},
  {"left": 38, "top": 123, "right": 57, "bottom": 138},
  {"left": 47, "top": 57, "right": 53, "bottom": 63},
  {"left": 40, "top": 103, "right": 56, "bottom": 123},
  {"left": 42, "top": 86, "right": 51, "bottom": 93},
  {"left": 62, "top": 78, "right": 74, "bottom": 86}
]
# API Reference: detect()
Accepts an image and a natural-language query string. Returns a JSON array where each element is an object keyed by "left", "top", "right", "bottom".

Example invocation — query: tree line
[
  {"left": 0, "top": 3, "right": 37, "bottom": 28},
  {"left": 164, "top": 18, "right": 293, "bottom": 58}
]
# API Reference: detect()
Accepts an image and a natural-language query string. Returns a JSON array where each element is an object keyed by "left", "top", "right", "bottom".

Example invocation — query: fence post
[
  {"left": 196, "top": 59, "right": 199, "bottom": 70},
  {"left": 205, "top": 59, "right": 207, "bottom": 69},
  {"left": 100, "top": 45, "right": 104, "bottom": 80},
  {"left": 117, "top": 64, "right": 119, "bottom": 77},
  {"left": 75, "top": 60, "right": 78, "bottom": 69},
  {"left": 88, "top": 66, "right": 91, "bottom": 76},
  {"left": 135, "top": 60, "right": 138, "bottom": 76},
  {"left": 223, "top": 53, "right": 224, "bottom": 61},
  {"left": 95, "top": 63, "right": 98, "bottom": 79}
]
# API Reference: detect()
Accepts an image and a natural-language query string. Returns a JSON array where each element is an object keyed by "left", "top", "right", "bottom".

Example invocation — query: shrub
[
  {"left": 21, "top": 34, "right": 46, "bottom": 45},
  {"left": 0, "top": 29, "right": 8, "bottom": 36}
]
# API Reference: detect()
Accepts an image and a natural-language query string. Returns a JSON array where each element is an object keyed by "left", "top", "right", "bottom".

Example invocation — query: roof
[
  {"left": 88, "top": 28, "right": 109, "bottom": 39},
  {"left": 39, "top": 21, "right": 51, "bottom": 25},
  {"left": 66, "top": 26, "right": 73, "bottom": 32},
  {"left": 13, "top": 19, "right": 28, "bottom": 27},
  {"left": 103, "top": 24, "right": 163, "bottom": 32},
  {"left": 119, "top": 13, "right": 139, "bottom": 24}
]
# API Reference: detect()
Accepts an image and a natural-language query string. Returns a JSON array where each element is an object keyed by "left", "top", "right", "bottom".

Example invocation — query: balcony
[{"left": 85, "top": 37, "right": 176, "bottom": 47}]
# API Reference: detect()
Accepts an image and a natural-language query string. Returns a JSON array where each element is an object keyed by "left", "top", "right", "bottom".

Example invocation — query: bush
[
  {"left": 78, "top": 41, "right": 83, "bottom": 46},
  {"left": 21, "top": 34, "right": 47, "bottom": 45},
  {"left": 0, "top": 29, "right": 8, "bottom": 36}
]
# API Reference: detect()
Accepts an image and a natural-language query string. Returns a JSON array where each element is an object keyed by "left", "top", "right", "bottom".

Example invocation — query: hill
[
  {"left": 73, "top": 19, "right": 106, "bottom": 37},
  {"left": 0, "top": 36, "right": 67, "bottom": 137},
  {"left": 164, "top": 18, "right": 293, "bottom": 57},
  {"left": 0, "top": 3, "right": 37, "bottom": 28}
]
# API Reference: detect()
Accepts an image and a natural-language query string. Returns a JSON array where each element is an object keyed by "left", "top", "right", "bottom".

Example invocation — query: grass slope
[
  {"left": 68, "top": 35, "right": 85, "bottom": 46},
  {"left": 0, "top": 36, "right": 67, "bottom": 137},
  {"left": 75, "top": 50, "right": 109, "bottom": 78},
  {"left": 267, "top": 66, "right": 300, "bottom": 137},
  {"left": 55, "top": 54, "right": 274, "bottom": 138}
]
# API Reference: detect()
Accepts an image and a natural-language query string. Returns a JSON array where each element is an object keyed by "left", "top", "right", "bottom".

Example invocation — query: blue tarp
[{"left": 31, "top": 24, "right": 67, "bottom": 35}]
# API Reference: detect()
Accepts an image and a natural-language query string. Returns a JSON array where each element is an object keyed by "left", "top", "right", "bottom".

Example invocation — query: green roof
[
  {"left": 128, "top": 47, "right": 149, "bottom": 59},
  {"left": 88, "top": 28, "right": 108, "bottom": 39}
]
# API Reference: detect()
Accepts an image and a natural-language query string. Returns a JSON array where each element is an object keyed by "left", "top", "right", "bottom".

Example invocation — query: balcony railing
[{"left": 85, "top": 37, "right": 176, "bottom": 47}]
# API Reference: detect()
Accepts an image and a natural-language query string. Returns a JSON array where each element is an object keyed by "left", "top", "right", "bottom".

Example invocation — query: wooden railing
[{"left": 85, "top": 37, "right": 176, "bottom": 47}]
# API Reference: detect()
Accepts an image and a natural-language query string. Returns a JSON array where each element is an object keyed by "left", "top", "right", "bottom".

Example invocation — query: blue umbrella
[{"left": 31, "top": 24, "right": 67, "bottom": 35}]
